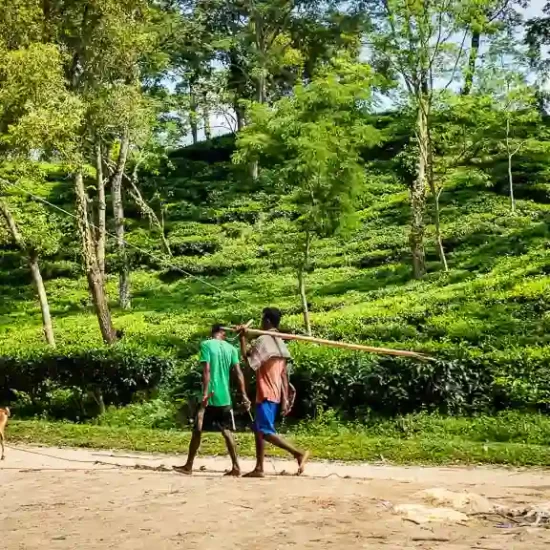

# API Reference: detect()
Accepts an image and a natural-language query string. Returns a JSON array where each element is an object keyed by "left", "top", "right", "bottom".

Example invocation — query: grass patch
[{"left": 8, "top": 417, "right": 550, "bottom": 467}]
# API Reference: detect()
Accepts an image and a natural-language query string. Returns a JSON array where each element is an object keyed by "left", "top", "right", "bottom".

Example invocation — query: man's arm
[
  {"left": 280, "top": 362, "right": 290, "bottom": 416},
  {"left": 232, "top": 363, "right": 251, "bottom": 410},
  {"left": 230, "top": 344, "right": 250, "bottom": 409},
  {"left": 201, "top": 362, "right": 211, "bottom": 405},
  {"left": 239, "top": 331, "right": 250, "bottom": 368}
]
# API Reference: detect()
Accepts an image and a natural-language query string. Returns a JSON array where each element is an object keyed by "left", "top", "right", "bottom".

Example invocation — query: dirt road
[{"left": 1, "top": 445, "right": 550, "bottom": 549}]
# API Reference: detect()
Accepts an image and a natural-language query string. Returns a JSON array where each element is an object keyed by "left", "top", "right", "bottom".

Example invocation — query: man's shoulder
[
  {"left": 200, "top": 338, "right": 214, "bottom": 347},
  {"left": 200, "top": 338, "right": 219, "bottom": 351},
  {"left": 201, "top": 339, "right": 235, "bottom": 352},
  {"left": 221, "top": 340, "right": 238, "bottom": 353}
]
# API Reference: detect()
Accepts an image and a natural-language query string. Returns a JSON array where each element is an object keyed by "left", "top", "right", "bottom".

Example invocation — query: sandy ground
[{"left": 1, "top": 445, "right": 550, "bottom": 549}]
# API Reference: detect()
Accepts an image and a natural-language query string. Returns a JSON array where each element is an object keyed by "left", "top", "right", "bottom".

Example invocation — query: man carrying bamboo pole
[{"left": 238, "top": 308, "right": 309, "bottom": 477}]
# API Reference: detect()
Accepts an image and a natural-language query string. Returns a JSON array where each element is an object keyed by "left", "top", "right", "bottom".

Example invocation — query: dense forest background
[{"left": 2, "top": 0, "right": 550, "bottom": 424}]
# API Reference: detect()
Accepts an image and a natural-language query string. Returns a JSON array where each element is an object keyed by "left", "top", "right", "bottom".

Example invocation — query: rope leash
[
  {"left": 2, "top": 443, "right": 290, "bottom": 477},
  {"left": 5, "top": 443, "right": 357, "bottom": 479}
]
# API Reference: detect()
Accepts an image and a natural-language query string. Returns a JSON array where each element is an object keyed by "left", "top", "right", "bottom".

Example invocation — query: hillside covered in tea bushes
[{"left": 2, "top": 134, "right": 550, "bottom": 420}]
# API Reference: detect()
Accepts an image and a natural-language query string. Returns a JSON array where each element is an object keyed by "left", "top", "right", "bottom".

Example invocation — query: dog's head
[{"left": 0, "top": 407, "right": 10, "bottom": 417}]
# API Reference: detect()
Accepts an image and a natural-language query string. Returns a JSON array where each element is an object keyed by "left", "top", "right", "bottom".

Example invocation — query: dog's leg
[{"left": 0, "top": 432, "right": 4, "bottom": 460}]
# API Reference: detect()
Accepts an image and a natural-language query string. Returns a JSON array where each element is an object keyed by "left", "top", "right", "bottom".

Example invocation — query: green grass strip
[{"left": 8, "top": 420, "right": 550, "bottom": 467}]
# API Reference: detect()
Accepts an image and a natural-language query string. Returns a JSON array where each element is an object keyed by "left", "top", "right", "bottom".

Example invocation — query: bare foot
[
  {"left": 243, "top": 469, "right": 265, "bottom": 478},
  {"left": 224, "top": 468, "right": 241, "bottom": 477},
  {"left": 173, "top": 465, "right": 192, "bottom": 475},
  {"left": 296, "top": 451, "right": 310, "bottom": 476}
]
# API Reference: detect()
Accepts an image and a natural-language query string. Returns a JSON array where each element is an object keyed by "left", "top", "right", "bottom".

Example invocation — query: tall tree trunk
[
  {"left": 203, "top": 91, "right": 211, "bottom": 141},
  {"left": 95, "top": 142, "right": 106, "bottom": 279},
  {"left": 257, "top": 72, "right": 266, "bottom": 104},
  {"left": 410, "top": 100, "right": 428, "bottom": 278},
  {"left": 112, "top": 131, "right": 131, "bottom": 310},
  {"left": 250, "top": 71, "right": 264, "bottom": 178},
  {"left": 74, "top": 171, "right": 117, "bottom": 344},
  {"left": 249, "top": 72, "right": 265, "bottom": 179},
  {"left": 462, "top": 30, "right": 480, "bottom": 96},
  {"left": 250, "top": 160, "right": 259, "bottom": 180},
  {"left": 505, "top": 116, "right": 515, "bottom": 213},
  {"left": 433, "top": 188, "right": 448, "bottom": 272},
  {"left": 298, "top": 231, "right": 312, "bottom": 336},
  {"left": 189, "top": 78, "right": 199, "bottom": 145},
  {"left": 92, "top": 388, "right": 106, "bottom": 415},
  {"left": 204, "top": 113, "right": 211, "bottom": 140},
  {"left": 235, "top": 102, "right": 245, "bottom": 132},
  {"left": 28, "top": 251, "right": 56, "bottom": 347},
  {"left": 427, "top": 132, "right": 448, "bottom": 272},
  {"left": 0, "top": 200, "right": 56, "bottom": 347},
  {"left": 126, "top": 168, "right": 172, "bottom": 257},
  {"left": 508, "top": 151, "right": 515, "bottom": 213},
  {"left": 251, "top": 10, "right": 266, "bottom": 180}
]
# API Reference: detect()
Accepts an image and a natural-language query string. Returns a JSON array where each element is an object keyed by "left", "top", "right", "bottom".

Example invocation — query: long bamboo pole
[{"left": 224, "top": 326, "right": 433, "bottom": 362}]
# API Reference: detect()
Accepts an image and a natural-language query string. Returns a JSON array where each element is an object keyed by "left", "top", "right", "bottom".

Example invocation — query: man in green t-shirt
[{"left": 174, "top": 324, "right": 250, "bottom": 476}]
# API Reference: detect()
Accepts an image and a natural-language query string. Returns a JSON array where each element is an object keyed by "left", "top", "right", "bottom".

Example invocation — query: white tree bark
[{"left": 0, "top": 200, "right": 56, "bottom": 347}]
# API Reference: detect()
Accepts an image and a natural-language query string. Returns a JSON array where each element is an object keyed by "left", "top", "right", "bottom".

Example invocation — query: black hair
[
  {"left": 262, "top": 307, "right": 282, "bottom": 328},
  {"left": 211, "top": 324, "right": 225, "bottom": 336}
]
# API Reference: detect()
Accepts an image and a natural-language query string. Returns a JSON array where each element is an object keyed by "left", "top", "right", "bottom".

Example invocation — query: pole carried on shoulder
[{"left": 223, "top": 326, "right": 433, "bottom": 362}]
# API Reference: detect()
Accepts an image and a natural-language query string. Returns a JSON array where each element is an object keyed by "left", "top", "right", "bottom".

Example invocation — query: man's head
[
  {"left": 211, "top": 324, "right": 226, "bottom": 339},
  {"left": 261, "top": 307, "right": 282, "bottom": 330}
]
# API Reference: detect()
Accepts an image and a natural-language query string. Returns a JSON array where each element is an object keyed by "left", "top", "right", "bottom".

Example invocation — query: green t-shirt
[{"left": 199, "top": 338, "right": 239, "bottom": 407}]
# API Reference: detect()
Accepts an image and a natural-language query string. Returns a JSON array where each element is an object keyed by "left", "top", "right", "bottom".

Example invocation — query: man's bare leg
[
  {"left": 244, "top": 431, "right": 266, "bottom": 477},
  {"left": 221, "top": 429, "right": 241, "bottom": 476},
  {"left": 174, "top": 430, "right": 201, "bottom": 475},
  {"left": 264, "top": 434, "right": 309, "bottom": 475}
]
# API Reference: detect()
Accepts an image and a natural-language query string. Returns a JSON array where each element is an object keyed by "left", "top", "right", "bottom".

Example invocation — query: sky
[{"left": 525, "top": 0, "right": 545, "bottom": 18}]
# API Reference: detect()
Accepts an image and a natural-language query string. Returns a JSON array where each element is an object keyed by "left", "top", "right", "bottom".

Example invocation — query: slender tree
[
  {"left": 0, "top": 27, "right": 81, "bottom": 346},
  {"left": 236, "top": 58, "right": 380, "bottom": 333},
  {"left": 41, "top": 0, "right": 167, "bottom": 315},
  {"left": 364, "top": 0, "right": 496, "bottom": 277},
  {"left": 461, "top": 0, "right": 525, "bottom": 96},
  {"left": 476, "top": 42, "right": 543, "bottom": 212},
  {"left": 0, "top": 195, "right": 58, "bottom": 347}
]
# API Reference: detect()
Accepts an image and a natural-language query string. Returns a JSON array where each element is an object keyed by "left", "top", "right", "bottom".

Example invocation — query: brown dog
[{"left": 0, "top": 407, "right": 10, "bottom": 460}]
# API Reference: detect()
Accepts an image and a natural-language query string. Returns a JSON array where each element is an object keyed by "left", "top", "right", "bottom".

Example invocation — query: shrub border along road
[{"left": 7, "top": 420, "right": 550, "bottom": 467}]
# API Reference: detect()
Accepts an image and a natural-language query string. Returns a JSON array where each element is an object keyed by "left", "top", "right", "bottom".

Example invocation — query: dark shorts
[
  {"left": 253, "top": 400, "right": 279, "bottom": 435},
  {"left": 194, "top": 405, "right": 235, "bottom": 433}
]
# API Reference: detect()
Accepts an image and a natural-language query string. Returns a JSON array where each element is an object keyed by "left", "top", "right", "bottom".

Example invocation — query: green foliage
[
  {"left": 237, "top": 58, "right": 380, "bottom": 234},
  {"left": 235, "top": 58, "right": 381, "bottom": 330},
  {"left": 476, "top": 40, "right": 546, "bottom": 155},
  {"left": 4, "top": 155, "right": 550, "bottom": 420},
  {"left": 95, "top": 399, "right": 178, "bottom": 430},
  {"left": 0, "top": 169, "right": 64, "bottom": 256},
  {"left": 0, "top": 345, "right": 173, "bottom": 419},
  {"left": 0, "top": 42, "right": 82, "bottom": 155},
  {"left": 289, "top": 348, "right": 493, "bottom": 418},
  {"left": 296, "top": 409, "right": 550, "bottom": 447}
]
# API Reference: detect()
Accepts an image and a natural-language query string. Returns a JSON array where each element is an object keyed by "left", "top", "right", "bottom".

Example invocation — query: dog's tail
[{"left": 3, "top": 407, "right": 10, "bottom": 417}]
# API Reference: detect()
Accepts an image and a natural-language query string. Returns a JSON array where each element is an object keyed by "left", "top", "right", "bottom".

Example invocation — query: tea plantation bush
[
  {"left": 0, "top": 346, "right": 173, "bottom": 420},
  {"left": 2, "top": 136, "right": 550, "bottom": 422}
]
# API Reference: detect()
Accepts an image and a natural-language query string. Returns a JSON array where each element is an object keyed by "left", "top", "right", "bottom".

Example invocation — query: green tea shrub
[
  {"left": 0, "top": 345, "right": 174, "bottom": 418},
  {"left": 95, "top": 399, "right": 179, "bottom": 429},
  {"left": 288, "top": 346, "right": 493, "bottom": 418}
]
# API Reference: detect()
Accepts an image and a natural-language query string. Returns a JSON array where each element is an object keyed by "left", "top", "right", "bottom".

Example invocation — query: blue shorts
[{"left": 253, "top": 400, "right": 278, "bottom": 435}]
